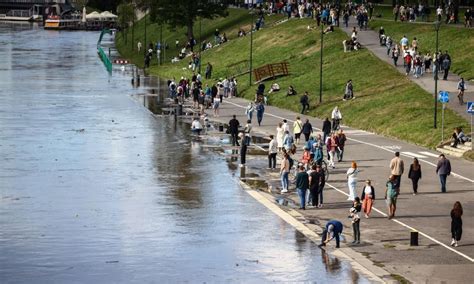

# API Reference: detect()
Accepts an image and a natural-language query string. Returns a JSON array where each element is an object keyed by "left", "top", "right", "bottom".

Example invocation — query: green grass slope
[
  {"left": 368, "top": 20, "right": 474, "bottom": 80},
  {"left": 116, "top": 8, "right": 283, "bottom": 69},
  {"left": 118, "top": 14, "right": 468, "bottom": 149}
]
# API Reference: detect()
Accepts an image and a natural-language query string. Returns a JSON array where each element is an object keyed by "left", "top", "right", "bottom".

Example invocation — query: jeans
[
  {"left": 247, "top": 112, "right": 253, "bottom": 122},
  {"left": 393, "top": 175, "right": 401, "bottom": 190},
  {"left": 310, "top": 186, "right": 323, "bottom": 206},
  {"left": 352, "top": 220, "right": 360, "bottom": 241},
  {"left": 268, "top": 153, "right": 277, "bottom": 168},
  {"left": 393, "top": 56, "right": 398, "bottom": 66},
  {"left": 321, "top": 229, "right": 340, "bottom": 247},
  {"left": 301, "top": 103, "right": 309, "bottom": 114},
  {"left": 240, "top": 144, "right": 247, "bottom": 165},
  {"left": 281, "top": 172, "right": 289, "bottom": 190},
  {"left": 337, "top": 147, "right": 344, "bottom": 162},
  {"left": 230, "top": 132, "right": 239, "bottom": 146},
  {"left": 297, "top": 188, "right": 307, "bottom": 209},
  {"left": 439, "top": 174, "right": 448, "bottom": 192},
  {"left": 411, "top": 178, "right": 419, "bottom": 193}
]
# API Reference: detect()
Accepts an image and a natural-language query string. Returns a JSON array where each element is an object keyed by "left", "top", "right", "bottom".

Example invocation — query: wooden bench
[{"left": 253, "top": 62, "right": 290, "bottom": 83}]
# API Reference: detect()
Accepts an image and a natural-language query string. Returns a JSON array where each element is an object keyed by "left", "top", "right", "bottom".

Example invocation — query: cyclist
[{"left": 331, "top": 106, "right": 342, "bottom": 131}]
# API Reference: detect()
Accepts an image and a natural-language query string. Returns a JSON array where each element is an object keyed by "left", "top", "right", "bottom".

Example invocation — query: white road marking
[
  {"left": 402, "top": 151, "right": 428, "bottom": 159},
  {"left": 419, "top": 151, "right": 441, "bottom": 158},
  {"left": 325, "top": 182, "right": 474, "bottom": 263},
  {"left": 223, "top": 100, "right": 474, "bottom": 184}
]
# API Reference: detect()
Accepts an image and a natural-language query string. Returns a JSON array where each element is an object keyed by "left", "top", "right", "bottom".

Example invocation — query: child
[{"left": 349, "top": 197, "right": 362, "bottom": 244}]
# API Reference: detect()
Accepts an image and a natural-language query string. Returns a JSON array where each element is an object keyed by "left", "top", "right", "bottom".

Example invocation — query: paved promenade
[
  {"left": 340, "top": 20, "right": 473, "bottom": 122},
  {"left": 202, "top": 96, "right": 474, "bottom": 283}
]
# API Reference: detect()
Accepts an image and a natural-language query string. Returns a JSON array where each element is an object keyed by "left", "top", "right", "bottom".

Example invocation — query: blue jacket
[{"left": 326, "top": 220, "right": 343, "bottom": 234}]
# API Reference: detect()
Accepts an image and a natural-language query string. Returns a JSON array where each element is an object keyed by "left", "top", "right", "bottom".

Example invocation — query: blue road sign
[
  {"left": 438, "top": 91, "right": 449, "bottom": 103},
  {"left": 468, "top": 102, "right": 474, "bottom": 114}
]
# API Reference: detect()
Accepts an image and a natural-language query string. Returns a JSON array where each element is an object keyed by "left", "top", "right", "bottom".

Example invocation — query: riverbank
[
  {"left": 117, "top": 13, "right": 469, "bottom": 150},
  {"left": 179, "top": 95, "right": 474, "bottom": 283}
]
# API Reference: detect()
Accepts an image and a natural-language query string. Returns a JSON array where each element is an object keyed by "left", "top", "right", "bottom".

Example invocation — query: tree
[
  {"left": 149, "top": 0, "right": 230, "bottom": 39},
  {"left": 117, "top": 2, "right": 136, "bottom": 45}
]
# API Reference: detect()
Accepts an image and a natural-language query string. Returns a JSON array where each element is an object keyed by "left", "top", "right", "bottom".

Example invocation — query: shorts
[{"left": 386, "top": 196, "right": 397, "bottom": 206}]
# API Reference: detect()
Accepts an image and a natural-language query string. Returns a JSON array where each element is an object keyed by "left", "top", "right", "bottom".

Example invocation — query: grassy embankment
[
  {"left": 116, "top": 8, "right": 284, "bottom": 69},
  {"left": 371, "top": 5, "right": 469, "bottom": 22},
  {"left": 117, "top": 12, "right": 468, "bottom": 149},
  {"left": 368, "top": 19, "right": 474, "bottom": 80}
]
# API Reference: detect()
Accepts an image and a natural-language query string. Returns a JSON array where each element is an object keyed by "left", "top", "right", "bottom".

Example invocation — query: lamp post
[
  {"left": 249, "top": 5, "right": 254, "bottom": 87},
  {"left": 433, "top": 21, "right": 441, "bottom": 129},
  {"left": 319, "top": 21, "right": 324, "bottom": 103},
  {"left": 144, "top": 10, "right": 147, "bottom": 51},
  {"left": 132, "top": 4, "right": 135, "bottom": 51},
  {"left": 197, "top": 9, "right": 203, "bottom": 74}
]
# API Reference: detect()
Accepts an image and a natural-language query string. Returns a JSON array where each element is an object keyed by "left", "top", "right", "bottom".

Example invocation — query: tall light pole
[
  {"left": 434, "top": 21, "right": 441, "bottom": 129},
  {"left": 197, "top": 9, "right": 203, "bottom": 74},
  {"left": 319, "top": 21, "right": 324, "bottom": 103},
  {"left": 249, "top": 4, "right": 254, "bottom": 87},
  {"left": 144, "top": 11, "right": 147, "bottom": 51}
]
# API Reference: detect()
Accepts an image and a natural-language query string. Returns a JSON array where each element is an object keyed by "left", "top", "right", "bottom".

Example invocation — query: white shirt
[
  {"left": 269, "top": 139, "right": 278, "bottom": 154},
  {"left": 437, "top": 8, "right": 443, "bottom": 15},
  {"left": 364, "top": 185, "right": 372, "bottom": 194},
  {"left": 331, "top": 109, "right": 342, "bottom": 120},
  {"left": 191, "top": 120, "right": 202, "bottom": 129},
  {"left": 283, "top": 122, "right": 290, "bottom": 133}
]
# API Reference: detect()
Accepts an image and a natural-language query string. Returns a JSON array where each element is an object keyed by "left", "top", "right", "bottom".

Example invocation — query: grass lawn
[
  {"left": 115, "top": 8, "right": 284, "bottom": 69},
  {"left": 367, "top": 19, "right": 474, "bottom": 80},
  {"left": 118, "top": 13, "right": 469, "bottom": 149}
]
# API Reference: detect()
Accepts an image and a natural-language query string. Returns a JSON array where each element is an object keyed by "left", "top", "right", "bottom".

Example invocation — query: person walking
[
  {"left": 309, "top": 164, "right": 326, "bottom": 208},
  {"left": 268, "top": 135, "right": 278, "bottom": 169},
  {"left": 442, "top": 51, "right": 451, "bottom": 80},
  {"left": 280, "top": 153, "right": 290, "bottom": 193},
  {"left": 389, "top": 152, "right": 404, "bottom": 192},
  {"left": 361, "top": 179, "right": 375, "bottom": 218},
  {"left": 276, "top": 122, "right": 284, "bottom": 152},
  {"left": 436, "top": 154, "right": 451, "bottom": 193},
  {"left": 301, "top": 119, "right": 313, "bottom": 142},
  {"left": 319, "top": 220, "right": 343, "bottom": 248},
  {"left": 336, "top": 129, "right": 347, "bottom": 162},
  {"left": 300, "top": 91, "right": 310, "bottom": 113},
  {"left": 322, "top": 117, "right": 332, "bottom": 143},
  {"left": 205, "top": 62, "right": 213, "bottom": 79},
  {"left": 346, "top": 161, "right": 359, "bottom": 201},
  {"left": 256, "top": 101, "right": 265, "bottom": 126},
  {"left": 450, "top": 201, "right": 463, "bottom": 247},
  {"left": 343, "top": 80, "right": 354, "bottom": 100},
  {"left": 245, "top": 102, "right": 255, "bottom": 122},
  {"left": 293, "top": 116, "right": 303, "bottom": 145},
  {"left": 228, "top": 115, "right": 240, "bottom": 147},
  {"left": 385, "top": 175, "right": 398, "bottom": 219},
  {"left": 283, "top": 130, "right": 294, "bottom": 152},
  {"left": 457, "top": 78, "right": 465, "bottom": 105},
  {"left": 349, "top": 197, "right": 362, "bottom": 244},
  {"left": 296, "top": 165, "right": 309, "bottom": 210},
  {"left": 408, "top": 157, "right": 422, "bottom": 195},
  {"left": 331, "top": 106, "right": 342, "bottom": 131}
]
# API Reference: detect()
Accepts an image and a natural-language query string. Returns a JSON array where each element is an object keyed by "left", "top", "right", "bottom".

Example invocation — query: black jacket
[
  {"left": 322, "top": 120, "right": 331, "bottom": 134},
  {"left": 228, "top": 118, "right": 240, "bottom": 133}
]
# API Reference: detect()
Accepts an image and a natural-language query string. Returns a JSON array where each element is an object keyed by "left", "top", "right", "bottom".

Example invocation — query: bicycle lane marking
[
  {"left": 325, "top": 182, "right": 474, "bottom": 263},
  {"left": 223, "top": 100, "right": 474, "bottom": 183}
]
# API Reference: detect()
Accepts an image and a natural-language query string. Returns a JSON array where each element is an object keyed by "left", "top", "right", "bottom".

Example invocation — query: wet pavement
[{"left": 0, "top": 23, "right": 370, "bottom": 282}]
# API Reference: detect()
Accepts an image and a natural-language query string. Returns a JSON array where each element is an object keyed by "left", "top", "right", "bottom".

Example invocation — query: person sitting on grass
[
  {"left": 286, "top": 85, "right": 297, "bottom": 96},
  {"left": 268, "top": 82, "right": 280, "bottom": 94}
]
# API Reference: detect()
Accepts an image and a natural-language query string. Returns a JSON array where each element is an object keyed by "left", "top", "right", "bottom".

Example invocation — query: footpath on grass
[
  {"left": 202, "top": 94, "right": 474, "bottom": 283},
  {"left": 341, "top": 18, "right": 473, "bottom": 122}
]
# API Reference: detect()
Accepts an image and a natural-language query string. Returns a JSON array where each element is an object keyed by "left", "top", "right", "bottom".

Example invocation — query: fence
[
  {"left": 97, "top": 29, "right": 112, "bottom": 73},
  {"left": 253, "top": 62, "right": 289, "bottom": 83}
]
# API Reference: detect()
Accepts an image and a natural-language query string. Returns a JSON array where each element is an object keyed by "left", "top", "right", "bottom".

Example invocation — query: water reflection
[{"left": 0, "top": 22, "right": 370, "bottom": 283}]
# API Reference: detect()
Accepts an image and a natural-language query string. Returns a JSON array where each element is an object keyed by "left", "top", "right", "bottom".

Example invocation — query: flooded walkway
[{"left": 0, "top": 23, "right": 369, "bottom": 282}]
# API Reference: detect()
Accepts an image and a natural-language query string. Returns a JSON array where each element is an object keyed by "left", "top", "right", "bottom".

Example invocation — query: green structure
[{"left": 97, "top": 28, "right": 113, "bottom": 73}]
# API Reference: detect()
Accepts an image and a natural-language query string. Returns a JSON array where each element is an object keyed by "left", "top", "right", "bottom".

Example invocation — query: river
[{"left": 0, "top": 22, "right": 370, "bottom": 283}]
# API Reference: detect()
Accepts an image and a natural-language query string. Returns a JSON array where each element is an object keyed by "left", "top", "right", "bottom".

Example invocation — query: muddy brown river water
[{"left": 0, "top": 22, "right": 370, "bottom": 283}]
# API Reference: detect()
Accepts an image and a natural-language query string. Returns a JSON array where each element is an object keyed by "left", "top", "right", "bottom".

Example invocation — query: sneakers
[
  {"left": 454, "top": 241, "right": 458, "bottom": 247},
  {"left": 451, "top": 239, "right": 456, "bottom": 246},
  {"left": 281, "top": 189, "right": 288, "bottom": 193},
  {"left": 318, "top": 204, "right": 323, "bottom": 208}
]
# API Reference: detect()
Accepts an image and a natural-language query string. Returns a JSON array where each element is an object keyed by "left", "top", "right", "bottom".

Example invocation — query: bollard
[
  {"left": 218, "top": 125, "right": 224, "bottom": 132},
  {"left": 240, "top": 165, "right": 246, "bottom": 178},
  {"left": 410, "top": 231, "right": 419, "bottom": 246}
]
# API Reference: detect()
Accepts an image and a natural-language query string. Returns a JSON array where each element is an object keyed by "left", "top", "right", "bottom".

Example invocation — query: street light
[
  {"left": 249, "top": 4, "right": 255, "bottom": 87},
  {"left": 197, "top": 9, "right": 203, "bottom": 74},
  {"left": 319, "top": 20, "right": 324, "bottom": 103},
  {"left": 433, "top": 21, "right": 441, "bottom": 129}
]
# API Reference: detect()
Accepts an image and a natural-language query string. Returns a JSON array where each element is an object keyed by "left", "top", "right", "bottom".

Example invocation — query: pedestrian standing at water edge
[
  {"left": 361, "top": 179, "right": 375, "bottom": 218},
  {"left": 300, "top": 91, "right": 310, "bottom": 114},
  {"left": 301, "top": 119, "right": 313, "bottom": 142},
  {"left": 319, "top": 220, "right": 343, "bottom": 248},
  {"left": 276, "top": 122, "right": 284, "bottom": 152},
  {"left": 239, "top": 132, "right": 247, "bottom": 167},
  {"left": 436, "top": 154, "right": 451, "bottom": 193},
  {"left": 191, "top": 117, "right": 203, "bottom": 135},
  {"left": 346, "top": 161, "right": 359, "bottom": 201},
  {"left": 450, "top": 201, "right": 463, "bottom": 247},
  {"left": 293, "top": 116, "right": 303, "bottom": 145},
  {"left": 280, "top": 153, "right": 290, "bottom": 193},
  {"left": 228, "top": 115, "right": 240, "bottom": 146},
  {"left": 268, "top": 135, "right": 278, "bottom": 169},
  {"left": 389, "top": 152, "right": 404, "bottom": 192},
  {"left": 349, "top": 197, "right": 361, "bottom": 244},
  {"left": 296, "top": 165, "right": 309, "bottom": 210},
  {"left": 245, "top": 102, "right": 255, "bottom": 122},
  {"left": 309, "top": 164, "right": 325, "bottom": 208},
  {"left": 256, "top": 101, "right": 265, "bottom": 126},
  {"left": 385, "top": 175, "right": 398, "bottom": 219},
  {"left": 408, "top": 157, "right": 422, "bottom": 195}
]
